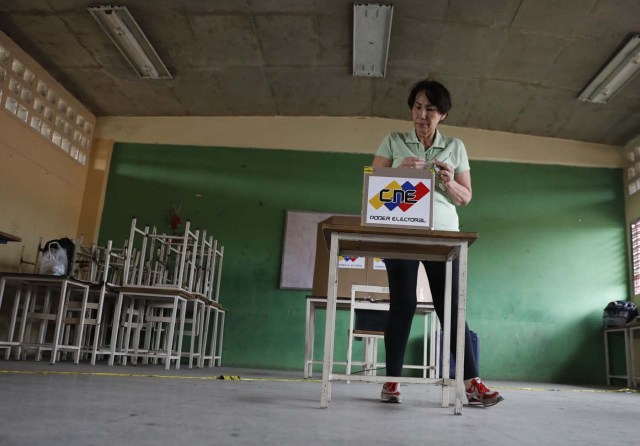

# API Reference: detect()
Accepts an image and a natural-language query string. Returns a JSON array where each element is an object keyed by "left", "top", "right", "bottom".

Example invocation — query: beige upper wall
[
  {"left": 0, "top": 30, "right": 94, "bottom": 272},
  {"left": 95, "top": 116, "right": 623, "bottom": 168},
  {"left": 0, "top": 113, "right": 88, "bottom": 271},
  {"left": 76, "top": 138, "right": 114, "bottom": 245}
]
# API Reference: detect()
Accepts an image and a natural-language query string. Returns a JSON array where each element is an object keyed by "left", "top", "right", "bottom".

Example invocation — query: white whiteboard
[{"left": 279, "top": 210, "right": 357, "bottom": 290}]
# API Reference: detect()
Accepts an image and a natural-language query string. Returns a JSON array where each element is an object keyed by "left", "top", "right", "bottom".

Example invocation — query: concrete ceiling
[{"left": 1, "top": 0, "right": 639, "bottom": 146}]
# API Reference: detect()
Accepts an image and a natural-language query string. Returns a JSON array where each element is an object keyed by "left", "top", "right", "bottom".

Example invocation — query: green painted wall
[{"left": 100, "top": 143, "right": 627, "bottom": 384}]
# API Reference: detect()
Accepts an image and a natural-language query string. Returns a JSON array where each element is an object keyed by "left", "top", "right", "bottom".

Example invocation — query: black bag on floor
[{"left": 603, "top": 300, "right": 638, "bottom": 327}]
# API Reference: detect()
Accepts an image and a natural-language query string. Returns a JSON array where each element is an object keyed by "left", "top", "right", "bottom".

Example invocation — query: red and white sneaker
[
  {"left": 466, "top": 378, "right": 504, "bottom": 407},
  {"left": 380, "top": 382, "right": 402, "bottom": 403}
]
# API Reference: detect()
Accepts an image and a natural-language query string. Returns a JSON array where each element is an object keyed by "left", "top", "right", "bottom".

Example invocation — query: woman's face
[{"left": 412, "top": 90, "right": 447, "bottom": 139}]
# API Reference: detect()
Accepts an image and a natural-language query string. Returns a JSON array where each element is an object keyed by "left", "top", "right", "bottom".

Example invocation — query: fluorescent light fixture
[
  {"left": 88, "top": 5, "right": 171, "bottom": 79},
  {"left": 578, "top": 34, "right": 640, "bottom": 104},
  {"left": 353, "top": 3, "right": 393, "bottom": 77}
]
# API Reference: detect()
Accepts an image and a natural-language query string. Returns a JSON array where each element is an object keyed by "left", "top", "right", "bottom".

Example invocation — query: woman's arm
[
  {"left": 444, "top": 170, "right": 473, "bottom": 206},
  {"left": 432, "top": 160, "right": 472, "bottom": 206},
  {"left": 372, "top": 155, "right": 392, "bottom": 168}
]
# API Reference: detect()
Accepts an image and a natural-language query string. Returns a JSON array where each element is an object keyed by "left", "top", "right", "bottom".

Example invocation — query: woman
[{"left": 372, "top": 79, "right": 503, "bottom": 407}]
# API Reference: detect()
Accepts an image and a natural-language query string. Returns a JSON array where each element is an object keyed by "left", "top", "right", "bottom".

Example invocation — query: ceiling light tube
[
  {"left": 353, "top": 3, "right": 394, "bottom": 77},
  {"left": 88, "top": 5, "right": 171, "bottom": 79},
  {"left": 578, "top": 34, "right": 640, "bottom": 104}
]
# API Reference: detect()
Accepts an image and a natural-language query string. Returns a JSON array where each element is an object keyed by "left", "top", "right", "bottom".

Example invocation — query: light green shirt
[{"left": 375, "top": 130, "right": 470, "bottom": 231}]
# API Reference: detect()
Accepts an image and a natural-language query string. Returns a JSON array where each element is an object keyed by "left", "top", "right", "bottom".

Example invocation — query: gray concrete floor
[{"left": 0, "top": 360, "right": 638, "bottom": 446}]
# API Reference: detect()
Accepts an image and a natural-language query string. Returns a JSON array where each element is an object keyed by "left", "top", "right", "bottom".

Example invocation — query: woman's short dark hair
[{"left": 407, "top": 80, "right": 452, "bottom": 114}]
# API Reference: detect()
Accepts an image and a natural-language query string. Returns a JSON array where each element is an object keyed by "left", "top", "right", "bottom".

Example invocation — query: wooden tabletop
[
  {"left": 319, "top": 215, "right": 478, "bottom": 259},
  {"left": 0, "top": 231, "right": 21, "bottom": 244}
]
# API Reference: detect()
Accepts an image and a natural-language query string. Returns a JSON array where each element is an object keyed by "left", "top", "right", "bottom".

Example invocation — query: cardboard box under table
[
  {"left": 317, "top": 216, "right": 477, "bottom": 415},
  {"left": 312, "top": 222, "right": 388, "bottom": 298}
]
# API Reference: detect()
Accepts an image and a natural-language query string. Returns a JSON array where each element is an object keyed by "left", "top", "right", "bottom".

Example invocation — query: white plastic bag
[{"left": 38, "top": 242, "right": 68, "bottom": 276}]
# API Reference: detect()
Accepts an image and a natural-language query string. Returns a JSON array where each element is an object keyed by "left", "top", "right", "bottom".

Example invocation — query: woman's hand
[
  {"left": 433, "top": 160, "right": 453, "bottom": 187},
  {"left": 433, "top": 160, "right": 472, "bottom": 206},
  {"left": 399, "top": 157, "right": 427, "bottom": 169}
]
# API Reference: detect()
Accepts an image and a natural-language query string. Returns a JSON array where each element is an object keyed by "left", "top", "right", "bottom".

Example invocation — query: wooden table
[
  {"left": 0, "top": 231, "right": 21, "bottom": 244},
  {"left": 0, "top": 273, "right": 90, "bottom": 364},
  {"left": 318, "top": 216, "right": 478, "bottom": 414},
  {"left": 604, "top": 323, "right": 640, "bottom": 389}
]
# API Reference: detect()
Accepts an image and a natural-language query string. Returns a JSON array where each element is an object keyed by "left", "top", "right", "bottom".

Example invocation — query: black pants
[{"left": 384, "top": 258, "right": 479, "bottom": 379}]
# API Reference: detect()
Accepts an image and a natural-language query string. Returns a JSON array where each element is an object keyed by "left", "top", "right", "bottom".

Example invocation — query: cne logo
[
  {"left": 369, "top": 180, "right": 430, "bottom": 211},
  {"left": 339, "top": 255, "right": 365, "bottom": 269},
  {"left": 339, "top": 256, "right": 360, "bottom": 262}
]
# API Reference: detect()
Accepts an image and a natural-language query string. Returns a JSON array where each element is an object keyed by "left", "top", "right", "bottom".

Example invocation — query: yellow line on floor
[
  {"left": 0, "top": 369, "right": 321, "bottom": 383},
  {"left": 0, "top": 369, "right": 636, "bottom": 393},
  {"left": 495, "top": 385, "right": 638, "bottom": 394}
]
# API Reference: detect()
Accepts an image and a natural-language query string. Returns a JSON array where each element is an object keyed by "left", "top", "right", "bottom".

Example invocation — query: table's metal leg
[
  {"left": 176, "top": 298, "right": 187, "bottom": 370},
  {"left": 454, "top": 242, "right": 468, "bottom": 415},
  {"left": 211, "top": 308, "right": 220, "bottom": 367},
  {"left": 429, "top": 311, "right": 438, "bottom": 379},
  {"left": 196, "top": 300, "right": 205, "bottom": 368},
  {"left": 346, "top": 301, "right": 355, "bottom": 380},
  {"left": 166, "top": 297, "right": 179, "bottom": 370},
  {"left": 108, "top": 292, "right": 124, "bottom": 366},
  {"left": 441, "top": 260, "right": 452, "bottom": 408},
  {"left": 630, "top": 327, "right": 638, "bottom": 389},
  {"left": 321, "top": 233, "right": 339, "bottom": 408},
  {"left": 188, "top": 300, "right": 197, "bottom": 369},
  {"left": 197, "top": 300, "right": 205, "bottom": 367},
  {"left": 199, "top": 305, "right": 211, "bottom": 368},
  {"left": 434, "top": 317, "right": 441, "bottom": 380},
  {"left": 6, "top": 288, "right": 21, "bottom": 360},
  {"left": 122, "top": 298, "right": 136, "bottom": 366},
  {"left": 16, "top": 288, "right": 30, "bottom": 361},
  {"left": 215, "top": 310, "right": 225, "bottom": 366},
  {"left": 624, "top": 327, "right": 633, "bottom": 388},
  {"left": 304, "top": 298, "right": 313, "bottom": 378},
  {"left": 91, "top": 286, "right": 106, "bottom": 365},
  {"left": 50, "top": 281, "right": 69, "bottom": 365},
  {"left": 423, "top": 310, "right": 428, "bottom": 378},
  {"left": 74, "top": 286, "right": 90, "bottom": 364},
  {"left": 604, "top": 330, "right": 613, "bottom": 385}
]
